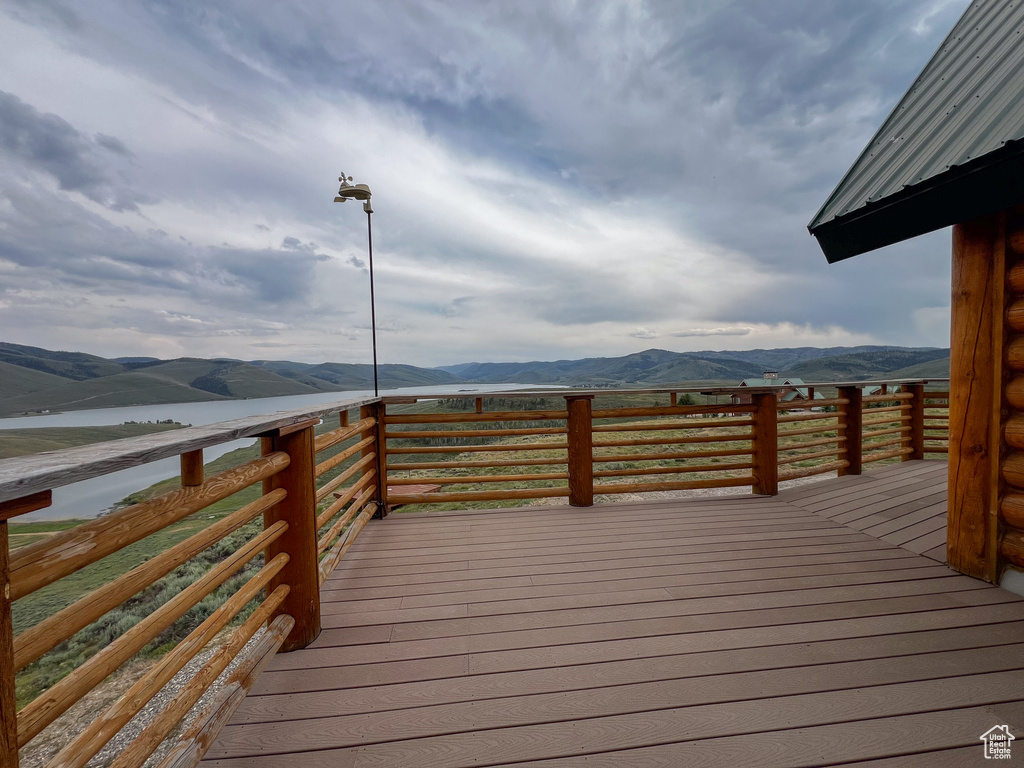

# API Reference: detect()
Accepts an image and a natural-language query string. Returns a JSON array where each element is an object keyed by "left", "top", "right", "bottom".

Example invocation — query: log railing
[
  {"left": 0, "top": 396, "right": 381, "bottom": 768},
  {"left": 0, "top": 379, "right": 948, "bottom": 766},
  {"left": 381, "top": 379, "right": 949, "bottom": 508}
]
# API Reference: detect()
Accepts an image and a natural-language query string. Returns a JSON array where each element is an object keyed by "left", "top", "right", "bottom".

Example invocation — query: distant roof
[
  {"left": 809, "top": 0, "right": 1024, "bottom": 263},
  {"left": 738, "top": 377, "right": 805, "bottom": 387}
]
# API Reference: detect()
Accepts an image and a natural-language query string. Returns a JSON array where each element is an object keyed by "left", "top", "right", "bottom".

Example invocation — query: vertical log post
[
  {"left": 565, "top": 395, "right": 594, "bottom": 507},
  {"left": 339, "top": 410, "right": 349, "bottom": 428},
  {"left": 905, "top": 384, "right": 925, "bottom": 461},
  {"left": 750, "top": 392, "right": 778, "bottom": 496},
  {"left": 0, "top": 521, "right": 17, "bottom": 768},
  {"left": 180, "top": 449, "right": 204, "bottom": 487},
  {"left": 375, "top": 403, "right": 389, "bottom": 518},
  {"left": 838, "top": 386, "right": 863, "bottom": 476},
  {"left": 264, "top": 422, "right": 321, "bottom": 651},
  {"left": 949, "top": 214, "right": 1004, "bottom": 582},
  {"left": 360, "top": 404, "right": 387, "bottom": 518}
]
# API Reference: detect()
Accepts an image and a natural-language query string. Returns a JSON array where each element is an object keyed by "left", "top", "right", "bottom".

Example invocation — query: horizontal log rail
[
  {"left": 777, "top": 435, "right": 844, "bottom": 451},
  {"left": 864, "top": 392, "right": 914, "bottom": 403},
  {"left": 0, "top": 380, "right": 948, "bottom": 767},
  {"left": 592, "top": 404, "right": 755, "bottom": 419},
  {"left": 777, "top": 424, "right": 839, "bottom": 438},
  {"left": 386, "top": 426, "right": 568, "bottom": 439},
  {"left": 386, "top": 410, "right": 568, "bottom": 424},
  {"left": 314, "top": 417, "right": 375, "bottom": 453},
  {"left": 388, "top": 486, "right": 572, "bottom": 505},
  {"left": 777, "top": 397, "right": 849, "bottom": 409},
  {"left": 388, "top": 441, "right": 568, "bottom": 453},
  {"left": 388, "top": 471, "right": 570, "bottom": 485},
  {"left": 778, "top": 448, "right": 843, "bottom": 466},
  {"left": 593, "top": 462, "right": 753, "bottom": 478},
  {"left": 593, "top": 447, "right": 753, "bottom": 462},
  {"left": 388, "top": 456, "right": 567, "bottom": 470},
  {"left": 780, "top": 459, "right": 850, "bottom": 481},
  {"left": 314, "top": 434, "right": 375, "bottom": 478},
  {"left": 10, "top": 452, "right": 290, "bottom": 601},
  {"left": 594, "top": 476, "right": 754, "bottom": 494},
  {"left": 592, "top": 417, "right": 753, "bottom": 432},
  {"left": 592, "top": 432, "right": 753, "bottom": 448}
]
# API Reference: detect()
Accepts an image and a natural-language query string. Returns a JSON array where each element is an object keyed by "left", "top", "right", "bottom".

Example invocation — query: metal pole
[{"left": 366, "top": 209, "right": 379, "bottom": 397}]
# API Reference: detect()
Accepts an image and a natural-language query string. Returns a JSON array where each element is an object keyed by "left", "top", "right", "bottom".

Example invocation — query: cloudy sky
[{"left": 0, "top": 1, "right": 965, "bottom": 367}]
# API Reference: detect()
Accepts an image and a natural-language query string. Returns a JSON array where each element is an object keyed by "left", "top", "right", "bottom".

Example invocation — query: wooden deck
[{"left": 204, "top": 460, "right": 1024, "bottom": 767}]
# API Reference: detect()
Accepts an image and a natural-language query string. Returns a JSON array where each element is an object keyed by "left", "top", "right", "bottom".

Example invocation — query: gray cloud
[
  {"left": 0, "top": 90, "right": 151, "bottom": 211},
  {"left": 0, "top": 1, "right": 968, "bottom": 364},
  {"left": 671, "top": 327, "right": 754, "bottom": 338}
]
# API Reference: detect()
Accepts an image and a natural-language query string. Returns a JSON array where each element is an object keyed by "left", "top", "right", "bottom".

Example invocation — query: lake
[{"left": 1, "top": 383, "right": 543, "bottom": 521}]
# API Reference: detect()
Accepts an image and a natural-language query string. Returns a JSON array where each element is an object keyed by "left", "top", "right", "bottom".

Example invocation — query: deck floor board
[{"left": 206, "top": 460, "right": 1024, "bottom": 767}]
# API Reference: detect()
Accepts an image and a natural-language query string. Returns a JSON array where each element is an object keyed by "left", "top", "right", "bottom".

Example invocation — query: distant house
[
  {"left": 731, "top": 371, "right": 825, "bottom": 405},
  {"left": 807, "top": 0, "right": 1024, "bottom": 586}
]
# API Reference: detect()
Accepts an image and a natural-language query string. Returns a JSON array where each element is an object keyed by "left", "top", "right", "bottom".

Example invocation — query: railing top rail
[
  {"left": 0, "top": 395, "right": 380, "bottom": 505},
  {"left": 381, "top": 378, "right": 949, "bottom": 403}
]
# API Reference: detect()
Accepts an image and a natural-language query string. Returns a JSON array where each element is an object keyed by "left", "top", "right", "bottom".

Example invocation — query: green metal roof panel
[{"left": 809, "top": 0, "right": 1024, "bottom": 261}]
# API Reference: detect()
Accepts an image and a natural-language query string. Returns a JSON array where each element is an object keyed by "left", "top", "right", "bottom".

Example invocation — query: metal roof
[{"left": 809, "top": 0, "right": 1024, "bottom": 262}]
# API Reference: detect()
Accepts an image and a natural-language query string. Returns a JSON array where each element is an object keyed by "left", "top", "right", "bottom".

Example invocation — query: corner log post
[
  {"left": 837, "top": 386, "right": 863, "bottom": 476},
  {"left": 750, "top": 392, "right": 778, "bottom": 495},
  {"left": 948, "top": 211, "right": 1017, "bottom": 583},
  {"left": 361, "top": 403, "right": 388, "bottom": 518},
  {"left": 260, "top": 418, "right": 321, "bottom": 651},
  {"left": 0, "top": 491, "right": 52, "bottom": 768},
  {"left": 564, "top": 395, "right": 594, "bottom": 507}
]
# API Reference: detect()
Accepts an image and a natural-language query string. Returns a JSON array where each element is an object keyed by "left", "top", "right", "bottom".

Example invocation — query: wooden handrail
[
  {"left": 10, "top": 452, "right": 289, "bottom": 600},
  {"left": 0, "top": 395, "right": 378, "bottom": 504},
  {"left": 14, "top": 488, "right": 286, "bottom": 670}
]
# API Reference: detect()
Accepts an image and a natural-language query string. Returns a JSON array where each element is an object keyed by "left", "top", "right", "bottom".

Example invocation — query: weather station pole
[{"left": 334, "top": 173, "right": 379, "bottom": 396}]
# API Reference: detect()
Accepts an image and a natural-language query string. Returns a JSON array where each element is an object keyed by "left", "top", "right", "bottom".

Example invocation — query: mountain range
[{"left": 0, "top": 342, "right": 950, "bottom": 417}]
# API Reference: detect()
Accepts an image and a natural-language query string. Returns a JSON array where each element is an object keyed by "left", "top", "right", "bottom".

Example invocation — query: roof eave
[{"left": 809, "top": 139, "right": 1024, "bottom": 263}]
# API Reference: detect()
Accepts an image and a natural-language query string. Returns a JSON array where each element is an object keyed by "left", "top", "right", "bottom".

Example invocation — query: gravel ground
[{"left": 21, "top": 629, "right": 264, "bottom": 768}]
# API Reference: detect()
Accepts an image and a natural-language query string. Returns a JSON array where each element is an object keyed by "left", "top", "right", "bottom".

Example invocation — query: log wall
[{"left": 948, "top": 206, "right": 1024, "bottom": 583}]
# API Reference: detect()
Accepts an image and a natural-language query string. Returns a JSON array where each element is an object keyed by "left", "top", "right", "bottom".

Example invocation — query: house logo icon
[{"left": 981, "top": 725, "right": 1015, "bottom": 759}]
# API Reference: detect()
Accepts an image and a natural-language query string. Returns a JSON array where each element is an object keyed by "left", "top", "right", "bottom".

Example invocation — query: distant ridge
[
  {"left": 0, "top": 342, "right": 949, "bottom": 416},
  {"left": 0, "top": 342, "right": 460, "bottom": 417},
  {"left": 439, "top": 346, "right": 949, "bottom": 386}
]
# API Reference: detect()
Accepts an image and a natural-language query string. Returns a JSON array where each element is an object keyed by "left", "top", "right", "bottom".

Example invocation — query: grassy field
[{"left": 0, "top": 421, "right": 185, "bottom": 460}]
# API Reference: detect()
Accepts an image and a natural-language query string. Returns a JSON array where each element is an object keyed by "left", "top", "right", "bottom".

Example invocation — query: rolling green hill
[
  {"left": 779, "top": 348, "right": 949, "bottom": 381},
  {"left": 0, "top": 342, "right": 951, "bottom": 416},
  {"left": 0, "top": 360, "right": 73, "bottom": 398},
  {"left": 0, "top": 343, "right": 463, "bottom": 416}
]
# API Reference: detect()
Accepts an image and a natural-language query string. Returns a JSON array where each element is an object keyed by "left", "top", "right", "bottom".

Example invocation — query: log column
[
  {"left": 948, "top": 210, "right": 1021, "bottom": 582},
  {"left": 263, "top": 421, "right": 321, "bottom": 651},
  {"left": 837, "top": 386, "right": 863, "bottom": 477},
  {"left": 360, "top": 403, "right": 388, "bottom": 519},
  {"left": 564, "top": 395, "right": 594, "bottom": 507},
  {"left": 750, "top": 392, "right": 778, "bottom": 496}
]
